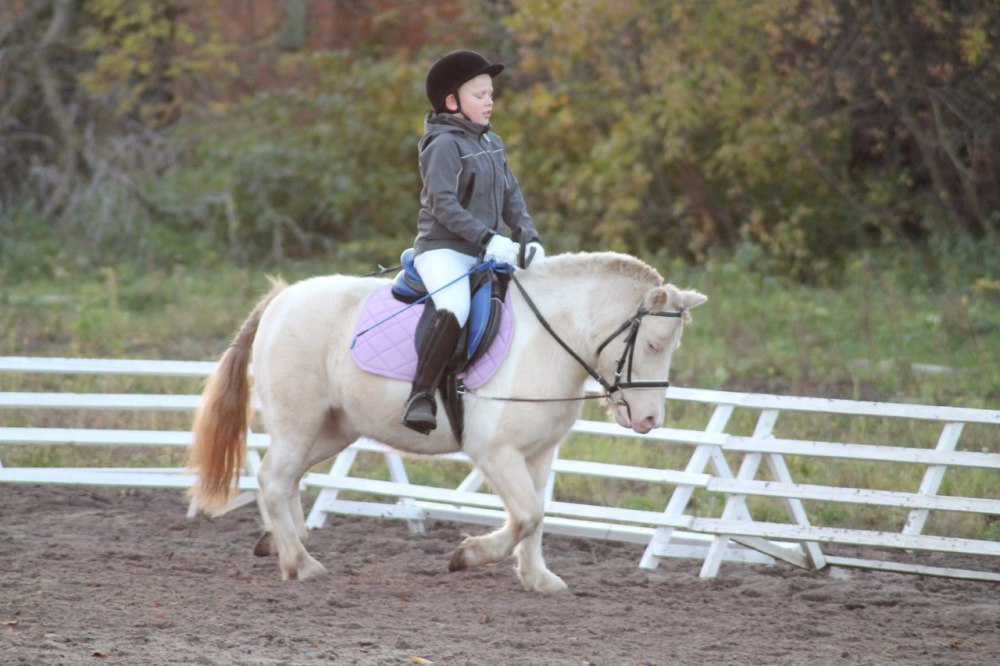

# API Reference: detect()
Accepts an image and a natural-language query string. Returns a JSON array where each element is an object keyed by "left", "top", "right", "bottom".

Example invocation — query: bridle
[
  {"left": 506, "top": 274, "right": 685, "bottom": 413},
  {"left": 361, "top": 258, "right": 686, "bottom": 413}
]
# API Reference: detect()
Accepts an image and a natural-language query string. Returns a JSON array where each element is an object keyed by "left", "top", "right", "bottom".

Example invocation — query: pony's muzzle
[
  {"left": 610, "top": 392, "right": 662, "bottom": 434},
  {"left": 632, "top": 414, "right": 660, "bottom": 434}
]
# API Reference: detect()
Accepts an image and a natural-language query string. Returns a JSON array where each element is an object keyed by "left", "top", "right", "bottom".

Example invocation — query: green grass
[{"left": 1, "top": 246, "right": 998, "bottom": 539}]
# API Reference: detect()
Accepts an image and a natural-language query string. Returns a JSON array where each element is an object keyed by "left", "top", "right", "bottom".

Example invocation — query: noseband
[
  {"left": 510, "top": 275, "right": 684, "bottom": 409},
  {"left": 595, "top": 307, "right": 683, "bottom": 392}
]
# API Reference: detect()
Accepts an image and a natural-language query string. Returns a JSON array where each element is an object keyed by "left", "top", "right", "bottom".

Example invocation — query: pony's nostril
[{"left": 635, "top": 416, "right": 659, "bottom": 433}]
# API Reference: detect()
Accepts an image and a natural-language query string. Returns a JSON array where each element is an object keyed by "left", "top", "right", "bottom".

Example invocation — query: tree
[
  {"left": 818, "top": 0, "right": 1000, "bottom": 238},
  {"left": 501, "top": 0, "right": 999, "bottom": 274},
  {"left": 0, "top": 0, "right": 217, "bottom": 223}
]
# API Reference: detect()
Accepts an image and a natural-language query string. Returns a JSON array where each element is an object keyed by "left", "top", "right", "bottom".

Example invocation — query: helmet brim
[{"left": 479, "top": 63, "right": 505, "bottom": 78}]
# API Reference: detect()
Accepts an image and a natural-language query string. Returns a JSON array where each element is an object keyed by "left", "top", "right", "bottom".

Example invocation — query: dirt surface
[{"left": 2, "top": 485, "right": 998, "bottom": 666}]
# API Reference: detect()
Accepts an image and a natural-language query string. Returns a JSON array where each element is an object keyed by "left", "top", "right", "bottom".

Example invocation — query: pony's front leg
[
  {"left": 449, "top": 446, "right": 541, "bottom": 575},
  {"left": 513, "top": 446, "right": 567, "bottom": 593}
]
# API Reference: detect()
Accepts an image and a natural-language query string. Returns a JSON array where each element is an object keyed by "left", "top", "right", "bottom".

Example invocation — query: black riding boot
[{"left": 401, "top": 309, "right": 462, "bottom": 434}]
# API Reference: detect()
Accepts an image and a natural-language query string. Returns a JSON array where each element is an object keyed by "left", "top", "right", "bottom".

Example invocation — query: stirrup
[{"left": 401, "top": 392, "right": 437, "bottom": 435}]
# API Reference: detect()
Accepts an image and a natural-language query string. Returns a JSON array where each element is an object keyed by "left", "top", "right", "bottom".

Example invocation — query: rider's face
[{"left": 448, "top": 74, "right": 494, "bottom": 126}]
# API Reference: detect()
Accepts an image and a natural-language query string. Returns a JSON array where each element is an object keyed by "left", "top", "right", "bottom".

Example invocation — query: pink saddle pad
[{"left": 350, "top": 285, "right": 514, "bottom": 390}]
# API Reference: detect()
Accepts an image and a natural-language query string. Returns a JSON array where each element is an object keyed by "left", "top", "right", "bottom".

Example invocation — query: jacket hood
[{"left": 421, "top": 113, "right": 490, "bottom": 148}]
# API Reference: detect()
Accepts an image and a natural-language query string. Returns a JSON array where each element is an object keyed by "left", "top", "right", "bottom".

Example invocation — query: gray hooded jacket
[{"left": 414, "top": 113, "right": 540, "bottom": 257}]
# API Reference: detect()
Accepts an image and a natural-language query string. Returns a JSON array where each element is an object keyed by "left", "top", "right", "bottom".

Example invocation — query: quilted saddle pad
[{"left": 350, "top": 285, "right": 514, "bottom": 390}]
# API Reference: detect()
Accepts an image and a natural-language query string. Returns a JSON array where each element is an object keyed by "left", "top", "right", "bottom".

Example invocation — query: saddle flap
[{"left": 466, "top": 277, "right": 504, "bottom": 364}]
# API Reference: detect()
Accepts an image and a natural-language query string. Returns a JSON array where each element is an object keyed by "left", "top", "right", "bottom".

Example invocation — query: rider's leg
[
  {"left": 412, "top": 249, "right": 476, "bottom": 326},
  {"left": 401, "top": 249, "right": 475, "bottom": 434}
]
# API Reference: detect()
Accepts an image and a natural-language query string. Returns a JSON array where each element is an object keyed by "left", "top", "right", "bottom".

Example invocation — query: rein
[{"left": 466, "top": 274, "right": 684, "bottom": 407}]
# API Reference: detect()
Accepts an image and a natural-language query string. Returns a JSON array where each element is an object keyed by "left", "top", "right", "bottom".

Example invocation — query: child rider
[{"left": 401, "top": 50, "right": 545, "bottom": 435}]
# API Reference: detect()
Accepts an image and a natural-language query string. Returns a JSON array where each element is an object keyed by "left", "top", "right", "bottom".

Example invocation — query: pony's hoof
[
  {"left": 448, "top": 547, "right": 467, "bottom": 572},
  {"left": 518, "top": 568, "right": 568, "bottom": 593},
  {"left": 281, "top": 555, "right": 327, "bottom": 581},
  {"left": 254, "top": 532, "right": 275, "bottom": 557},
  {"left": 297, "top": 556, "right": 327, "bottom": 581}
]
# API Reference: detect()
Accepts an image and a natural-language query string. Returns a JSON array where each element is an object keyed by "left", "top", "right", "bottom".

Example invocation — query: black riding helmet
[{"left": 425, "top": 50, "right": 504, "bottom": 114}]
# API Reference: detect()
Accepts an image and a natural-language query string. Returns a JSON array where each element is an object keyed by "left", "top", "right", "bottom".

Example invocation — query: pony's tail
[{"left": 187, "top": 277, "right": 287, "bottom": 514}]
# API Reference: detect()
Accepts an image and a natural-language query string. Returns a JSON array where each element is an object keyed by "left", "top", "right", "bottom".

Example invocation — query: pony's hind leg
[
  {"left": 252, "top": 483, "right": 309, "bottom": 557},
  {"left": 448, "top": 446, "right": 545, "bottom": 580},
  {"left": 257, "top": 411, "right": 352, "bottom": 581}
]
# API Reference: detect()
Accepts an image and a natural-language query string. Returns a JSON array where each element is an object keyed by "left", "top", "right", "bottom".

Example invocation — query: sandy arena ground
[{"left": 2, "top": 484, "right": 998, "bottom": 665}]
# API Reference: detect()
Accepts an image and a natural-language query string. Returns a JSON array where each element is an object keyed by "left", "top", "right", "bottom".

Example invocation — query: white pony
[{"left": 187, "top": 252, "right": 706, "bottom": 592}]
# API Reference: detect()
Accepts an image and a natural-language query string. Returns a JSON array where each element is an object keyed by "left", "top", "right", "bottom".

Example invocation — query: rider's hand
[
  {"left": 526, "top": 241, "right": 546, "bottom": 264},
  {"left": 484, "top": 234, "right": 519, "bottom": 266}
]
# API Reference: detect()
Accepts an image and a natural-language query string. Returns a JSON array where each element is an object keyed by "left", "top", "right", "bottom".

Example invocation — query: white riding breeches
[{"left": 413, "top": 248, "right": 478, "bottom": 327}]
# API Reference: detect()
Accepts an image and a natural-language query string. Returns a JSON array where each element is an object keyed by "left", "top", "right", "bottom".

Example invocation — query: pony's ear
[
  {"left": 678, "top": 288, "right": 707, "bottom": 310},
  {"left": 643, "top": 285, "right": 671, "bottom": 311},
  {"left": 661, "top": 285, "right": 707, "bottom": 323},
  {"left": 662, "top": 284, "right": 707, "bottom": 308}
]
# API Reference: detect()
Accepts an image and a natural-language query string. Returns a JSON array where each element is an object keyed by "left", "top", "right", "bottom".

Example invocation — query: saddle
[
  {"left": 390, "top": 248, "right": 511, "bottom": 369},
  {"left": 350, "top": 249, "right": 514, "bottom": 442}
]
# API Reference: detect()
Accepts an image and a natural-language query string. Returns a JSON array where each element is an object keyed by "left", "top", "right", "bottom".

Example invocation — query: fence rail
[{"left": 2, "top": 356, "right": 998, "bottom": 582}]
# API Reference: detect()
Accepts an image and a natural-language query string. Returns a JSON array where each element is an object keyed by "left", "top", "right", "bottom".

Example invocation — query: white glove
[
  {"left": 525, "top": 241, "right": 546, "bottom": 265},
  {"left": 484, "top": 234, "right": 519, "bottom": 266}
]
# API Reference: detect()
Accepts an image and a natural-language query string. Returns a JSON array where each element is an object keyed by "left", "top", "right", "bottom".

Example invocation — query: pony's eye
[{"left": 646, "top": 342, "right": 660, "bottom": 354}]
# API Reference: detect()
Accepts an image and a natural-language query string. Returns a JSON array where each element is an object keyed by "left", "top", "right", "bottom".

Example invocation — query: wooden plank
[
  {"left": 689, "top": 518, "right": 1000, "bottom": 556},
  {"left": 657, "top": 543, "right": 776, "bottom": 566},
  {"left": 706, "top": 477, "right": 1000, "bottom": 515},
  {"left": 0, "top": 467, "right": 256, "bottom": 490},
  {"left": 305, "top": 448, "right": 360, "bottom": 530},
  {"left": 728, "top": 536, "right": 808, "bottom": 568},
  {"left": 546, "top": 500, "right": 691, "bottom": 529},
  {"left": 313, "top": 499, "right": 427, "bottom": 522},
  {"left": 0, "top": 356, "right": 217, "bottom": 377},
  {"left": 666, "top": 386, "right": 1000, "bottom": 425},
  {"left": 824, "top": 556, "right": 1000, "bottom": 583},
  {"left": 305, "top": 473, "right": 507, "bottom": 509},
  {"left": 725, "top": 435, "right": 1000, "bottom": 469},
  {"left": 902, "top": 422, "right": 964, "bottom": 536},
  {"left": 764, "top": 452, "right": 828, "bottom": 569},
  {"left": 551, "top": 458, "right": 710, "bottom": 487},
  {"left": 0, "top": 427, "right": 194, "bottom": 447},
  {"left": 0, "top": 392, "right": 201, "bottom": 410},
  {"left": 570, "top": 419, "right": 727, "bottom": 446},
  {"left": 383, "top": 451, "right": 426, "bottom": 534},
  {"left": 0, "top": 427, "right": 271, "bottom": 450},
  {"left": 345, "top": 436, "right": 470, "bottom": 463}
]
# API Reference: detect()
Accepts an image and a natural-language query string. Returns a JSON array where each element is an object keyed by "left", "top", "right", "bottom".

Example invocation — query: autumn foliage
[{"left": 1, "top": 1, "right": 997, "bottom": 278}]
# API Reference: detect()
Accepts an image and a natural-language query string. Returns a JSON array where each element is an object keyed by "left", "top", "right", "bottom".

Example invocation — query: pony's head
[{"left": 600, "top": 282, "right": 707, "bottom": 434}]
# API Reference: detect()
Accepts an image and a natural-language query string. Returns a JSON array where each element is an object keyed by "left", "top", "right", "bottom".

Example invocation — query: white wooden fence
[{"left": 1, "top": 356, "right": 998, "bottom": 582}]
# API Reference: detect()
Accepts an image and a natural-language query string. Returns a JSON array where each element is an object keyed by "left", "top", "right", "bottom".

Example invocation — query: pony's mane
[{"left": 535, "top": 252, "right": 662, "bottom": 285}]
